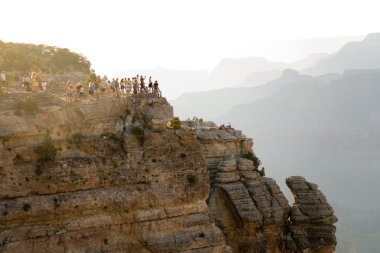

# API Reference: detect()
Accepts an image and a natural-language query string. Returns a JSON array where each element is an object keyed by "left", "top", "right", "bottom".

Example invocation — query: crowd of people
[{"left": 65, "top": 75, "right": 161, "bottom": 102}]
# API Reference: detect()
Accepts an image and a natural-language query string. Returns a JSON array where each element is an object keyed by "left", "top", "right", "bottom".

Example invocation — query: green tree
[{"left": 168, "top": 117, "right": 181, "bottom": 129}]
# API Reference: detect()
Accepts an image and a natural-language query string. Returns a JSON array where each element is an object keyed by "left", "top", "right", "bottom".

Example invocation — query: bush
[
  {"left": 15, "top": 98, "right": 40, "bottom": 114},
  {"left": 187, "top": 174, "right": 198, "bottom": 185},
  {"left": 129, "top": 126, "right": 144, "bottom": 145},
  {"left": 131, "top": 126, "right": 143, "bottom": 136},
  {"left": 242, "top": 152, "right": 262, "bottom": 168},
  {"left": 100, "top": 132, "right": 120, "bottom": 142},
  {"left": 71, "top": 133, "right": 83, "bottom": 147},
  {"left": 167, "top": 117, "right": 181, "bottom": 129},
  {"left": 34, "top": 134, "right": 58, "bottom": 163},
  {"left": 192, "top": 116, "right": 203, "bottom": 123},
  {"left": 22, "top": 203, "right": 31, "bottom": 212}
]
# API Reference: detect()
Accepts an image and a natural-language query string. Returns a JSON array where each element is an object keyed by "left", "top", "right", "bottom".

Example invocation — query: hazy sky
[{"left": 0, "top": 0, "right": 378, "bottom": 75}]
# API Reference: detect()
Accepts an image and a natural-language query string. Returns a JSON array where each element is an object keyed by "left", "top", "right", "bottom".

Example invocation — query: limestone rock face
[
  {"left": 286, "top": 176, "right": 338, "bottom": 253},
  {"left": 0, "top": 92, "right": 337, "bottom": 253},
  {"left": 195, "top": 129, "right": 290, "bottom": 252},
  {"left": 0, "top": 93, "right": 227, "bottom": 253},
  {"left": 194, "top": 127, "right": 337, "bottom": 253}
]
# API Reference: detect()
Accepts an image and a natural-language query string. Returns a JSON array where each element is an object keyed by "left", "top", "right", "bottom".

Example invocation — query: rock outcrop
[
  {"left": 187, "top": 120, "right": 338, "bottom": 252},
  {"left": 286, "top": 176, "right": 338, "bottom": 253},
  {"left": 0, "top": 92, "right": 337, "bottom": 252},
  {"left": 194, "top": 126, "right": 290, "bottom": 252}
]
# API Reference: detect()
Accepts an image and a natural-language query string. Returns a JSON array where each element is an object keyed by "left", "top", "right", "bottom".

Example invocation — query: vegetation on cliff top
[
  {"left": 167, "top": 117, "right": 182, "bottom": 129},
  {"left": 0, "top": 40, "right": 91, "bottom": 74}
]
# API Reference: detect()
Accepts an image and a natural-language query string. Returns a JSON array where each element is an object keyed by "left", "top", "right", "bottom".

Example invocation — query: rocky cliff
[{"left": 0, "top": 92, "right": 337, "bottom": 252}]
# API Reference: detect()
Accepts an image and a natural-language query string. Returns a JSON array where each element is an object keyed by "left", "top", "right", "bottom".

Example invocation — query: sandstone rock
[
  {"left": 238, "top": 170, "right": 260, "bottom": 180},
  {"left": 217, "top": 157, "right": 237, "bottom": 172},
  {"left": 218, "top": 182, "right": 263, "bottom": 226},
  {"left": 0, "top": 94, "right": 227, "bottom": 253},
  {"left": 194, "top": 122, "right": 336, "bottom": 253},
  {"left": 0, "top": 93, "right": 337, "bottom": 253},
  {"left": 262, "top": 177, "right": 289, "bottom": 211},
  {"left": 237, "top": 158, "right": 254, "bottom": 171},
  {"left": 245, "top": 179, "right": 288, "bottom": 225},
  {"left": 286, "top": 176, "right": 338, "bottom": 252},
  {"left": 215, "top": 172, "right": 240, "bottom": 183}
]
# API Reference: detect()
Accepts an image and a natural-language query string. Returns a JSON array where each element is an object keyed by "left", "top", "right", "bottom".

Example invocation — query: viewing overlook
[{"left": 2, "top": 3, "right": 379, "bottom": 252}]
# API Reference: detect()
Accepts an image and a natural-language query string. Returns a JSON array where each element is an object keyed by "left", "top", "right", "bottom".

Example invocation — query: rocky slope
[
  {"left": 192, "top": 124, "right": 337, "bottom": 253},
  {"left": 0, "top": 92, "right": 337, "bottom": 252}
]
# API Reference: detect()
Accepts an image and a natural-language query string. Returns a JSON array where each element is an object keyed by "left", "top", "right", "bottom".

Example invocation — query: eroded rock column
[{"left": 286, "top": 176, "right": 338, "bottom": 253}]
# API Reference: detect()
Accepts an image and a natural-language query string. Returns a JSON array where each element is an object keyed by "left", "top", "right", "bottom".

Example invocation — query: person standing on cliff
[
  {"left": 114, "top": 78, "right": 120, "bottom": 97},
  {"left": 132, "top": 78, "right": 138, "bottom": 95},
  {"left": 140, "top": 75, "right": 146, "bottom": 94},
  {"left": 148, "top": 76, "right": 153, "bottom": 93},
  {"left": 126, "top": 78, "right": 132, "bottom": 96},
  {"left": 73, "top": 82, "right": 78, "bottom": 101},
  {"left": 153, "top": 80, "right": 161, "bottom": 97},
  {"left": 65, "top": 81, "right": 71, "bottom": 101},
  {"left": 136, "top": 75, "right": 140, "bottom": 92},
  {"left": 88, "top": 82, "right": 95, "bottom": 96},
  {"left": 94, "top": 80, "right": 99, "bottom": 99},
  {"left": 102, "top": 78, "right": 107, "bottom": 94},
  {"left": 78, "top": 82, "right": 84, "bottom": 100},
  {"left": 68, "top": 83, "right": 74, "bottom": 102}
]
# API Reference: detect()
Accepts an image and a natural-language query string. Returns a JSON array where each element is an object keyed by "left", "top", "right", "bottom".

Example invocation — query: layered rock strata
[
  {"left": 194, "top": 127, "right": 289, "bottom": 252},
  {"left": 193, "top": 126, "right": 337, "bottom": 252},
  {"left": 0, "top": 92, "right": 337, "bottom": 252},
  {"left": 0, "top": 93, "right": 228, "bottom": 252},
  {"left": 286, "top": 176, "right": 338, "bottom": 253}
]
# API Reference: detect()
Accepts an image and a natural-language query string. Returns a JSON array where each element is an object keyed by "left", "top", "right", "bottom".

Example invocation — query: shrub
[
  {"left": 111, "top": 159, "right": 118, "bottom": 169},
  {"left": 53, "top": 197, "right": 60, "bottom": 209},
  {"left": 22, "top": 203, "right": 31, "bottom": 212},
  {"left": 35, "top": 164, "right": 42, "bottom": 175},
  {"left": 2, "top": 204, "right": 8, "bottom": 216},
  {"left": 242, "top": 152, "right": 262, "bottom": 168},
  {"left": 192, "top": 116, "right": 203, "bottom": 123},
  {"left": 187, "top": 174, "right": 198, "bottom": 185},
  {"left": 34, "top": 134, "right": 58, "bottom": 163},
  {"left": 100, "top": 132, "right": 120, "bottom": 142},
  {"left": 71, "top": 133, "right": 83, "bottom": 147},
  {"left": 168, "top": 117, "right": 181, "bottom": 129},
  {"left": 130, "top": 126, "right": 144, "bottom": 145}
]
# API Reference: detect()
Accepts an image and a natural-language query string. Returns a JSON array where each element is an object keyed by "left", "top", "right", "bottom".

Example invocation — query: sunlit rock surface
[{"left": 0, "top": 92, "right": 336, "bottom": 252}]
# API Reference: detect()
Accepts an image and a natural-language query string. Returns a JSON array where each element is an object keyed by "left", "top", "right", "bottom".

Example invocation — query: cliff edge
[{"left": 0, "top": 92, "right": 337, "bottom": 252}]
